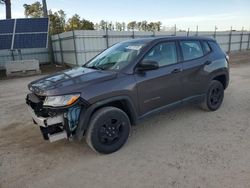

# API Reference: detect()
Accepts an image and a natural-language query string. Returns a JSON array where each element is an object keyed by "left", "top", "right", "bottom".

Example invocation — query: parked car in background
[{"left": 26, "top": 36, "right": 229, "bottom": 154}]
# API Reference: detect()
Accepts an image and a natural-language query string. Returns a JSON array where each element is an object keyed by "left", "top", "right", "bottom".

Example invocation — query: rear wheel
[
  {"left": 86, "top": 107, "right": 131, "bottom": 154},
  {"left": 201, "top": 80, "right": 224, "bottom": 111}
]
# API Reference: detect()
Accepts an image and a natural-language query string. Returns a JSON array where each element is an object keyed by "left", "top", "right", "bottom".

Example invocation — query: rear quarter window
[
  {"left": 208, "top": 40, "right": 226, "bottom": 57},
  {"left": 180, "top": 40, "right": 203, "bottom": 61},
  {"left": 201, "top": 41, "right": 211, "bottom": 54},
  {"left": 208, "top": 41, "right": 223, "bottom": 52}
]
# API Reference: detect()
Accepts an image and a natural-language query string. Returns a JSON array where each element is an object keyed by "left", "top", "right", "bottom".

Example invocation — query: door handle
[
  {"left": 205, "top": 60, "right": 212, "bottom": 65},
  {"left": 171, "top": 68, "right": 182, "bottom": 74}
]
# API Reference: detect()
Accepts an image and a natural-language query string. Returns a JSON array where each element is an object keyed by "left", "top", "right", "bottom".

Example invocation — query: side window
[
  {"left": 201, "top": 41, "right": 211, "bottom": 54},
  {"left": 143, "top": 42, "right": 177, "bottom": 67},
  {"left": 180, "top": 41, "right": 203, "bottom": 61}
]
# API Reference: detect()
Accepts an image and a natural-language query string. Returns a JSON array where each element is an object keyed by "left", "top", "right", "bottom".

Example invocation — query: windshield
[{"left": 84, "top": 41, "right": 146, "bottom": 70}]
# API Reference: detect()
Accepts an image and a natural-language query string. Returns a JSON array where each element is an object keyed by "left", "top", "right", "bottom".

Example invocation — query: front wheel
[
  {"left": 86, "top": 107, "right": 131, "bottom": 154},
  {"left": 201, "top": 80, "right": 224, "bottom": 111}
]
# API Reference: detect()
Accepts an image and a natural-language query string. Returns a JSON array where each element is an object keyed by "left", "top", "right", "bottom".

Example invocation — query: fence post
[
  {"left": 228, "top": 26, "right": 232, "bottom": 53},
  {"left": 10, "top": 50, "right": 15, "bottom": 61},
  {"left": 58, "top": 34, "right": 64, "bottom": 64},
  {"left": 72, "top": 30, "right": 79, "bottom": 65},
  {"left": 247, "top": 32, "right": 250, "bottom": 50},
  {"left": 105, "top": 27, "right": 109, "bottom": 48},
  {"left": 52, "top": 38, "right": 57, "bottom": 63},
  {"left": 239, "top": 27, "right": 244, "bottom": 51},
  {"left": 187, "top": 28, "right": 190, "bottom": 36},
  {"left": 174, "top": 24, "right": 177, "bottom": 36},
  {"left": 48, "top": 35, "right": 55, "bottom": 64},
  {"left": 82, "top": 33, "right": 87, "bottom": 63},
  {"left": 213, "top": 26, "right": 217, "bottom": 39},
  {"left": 196, "top": 25, "right": 198, "bottom": 36}
]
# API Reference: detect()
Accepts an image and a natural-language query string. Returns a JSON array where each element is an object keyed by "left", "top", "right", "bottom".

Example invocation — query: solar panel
[
  {"left": 0, "top": 35, "right": 13, "bottom": 50},
  {"left": 14, "top": 33, "right": 48, "bottom": 49},
  {"left": 15, "top": 18, "right": 49, "bottom": 33},
  {"left": 0, "top": 18, "right": 49, "bottom": 50},
  {"left": 0, "top": 19, "right": 15, "bottom": 34}
]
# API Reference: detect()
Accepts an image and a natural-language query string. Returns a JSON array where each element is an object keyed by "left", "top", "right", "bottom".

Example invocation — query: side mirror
[{"left": 137, "top": 60, "right": 159, "bottom": 71}]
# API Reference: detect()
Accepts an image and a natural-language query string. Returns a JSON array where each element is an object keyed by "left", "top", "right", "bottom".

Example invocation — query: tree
[
  {"left": 141, "top": 21, "right": 148, "bottom": 31},
  {"left": 155, "top": 21, "right": 162, "bottom": 31},
  {"left": 115, "top": 22, "right": 123, "bottom": 31},
  {"left": 107, "top": 21, "right": 114, "bottom": 30},
  {"left": 48, "top": 9, "right": 66, "bottom": 34},
  {"left": 0, "top": 0, "right": 11, "bottom": 19},
  {"left": 65, "top": 14, "right": 81, "bottom": 30},
  {"left": 99, "top": 20, "right": 107, "bottom": 30},
  {"left": 65, "top": 14, "right": 94, "bottom": 31},
  {"left": 81, "top": 19, "right": 94, "bottom": 30},
  {"left": 127, "top": 21, "right": 161, "bottom": 31},
  {"left": 147, "top": 22, "right": 155, "bottom": 31},
  {"left": 94, "top": 23, "right": 99, "bottom": 30},
  {"left": 21, "top": 2, "right": 163, "bottom": 33},
  {"left": 121, "top": 22, "right": 126, "bottom": 31},
  {"left": 136, "top": 22, "right": 142, "bottom": 31},
  {"left": 127, "top": 21, "right": 137, "bottom": 31},
  {"left": 23, "top": 1, "right": 43, "bottom": 18}
]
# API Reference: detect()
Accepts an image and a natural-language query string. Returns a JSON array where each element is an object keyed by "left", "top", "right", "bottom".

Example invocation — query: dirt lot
[{"left": 0, "top": 51, "right": 250, "bottom": 188}]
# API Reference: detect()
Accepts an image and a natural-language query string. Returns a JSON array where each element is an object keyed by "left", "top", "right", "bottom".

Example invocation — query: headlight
[{"left": 43, "top": 94, "right": 80, "bottom": 107}]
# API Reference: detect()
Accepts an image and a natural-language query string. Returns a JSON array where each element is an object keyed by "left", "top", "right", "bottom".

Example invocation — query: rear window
[{"left": 180, "top": 41, "right": 203, "bottom": 61}]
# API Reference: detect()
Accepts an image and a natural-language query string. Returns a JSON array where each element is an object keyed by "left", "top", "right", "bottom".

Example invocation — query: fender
[
  {"left": 210, "top": 68, "right": 229, "bottom": 89},
  {"left": 75, "top": 95, "right": 138, "bottom": 140}
]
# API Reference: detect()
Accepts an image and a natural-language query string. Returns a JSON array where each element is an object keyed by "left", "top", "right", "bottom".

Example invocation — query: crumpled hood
[{"left": 28, "top": 67, "right": 117, "bottom": 96}]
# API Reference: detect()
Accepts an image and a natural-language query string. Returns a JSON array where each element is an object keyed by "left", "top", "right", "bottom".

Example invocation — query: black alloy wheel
[
  {"left": 201, "top": 80, "right": 224, "bottom": 111},
  {"left": 86, "top": 107, "right": 131, "bottom": 154}
]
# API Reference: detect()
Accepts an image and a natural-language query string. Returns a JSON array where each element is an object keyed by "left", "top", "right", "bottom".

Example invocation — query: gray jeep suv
[{"left": 26, "top": 36, "right": 229, "bottom": 154}]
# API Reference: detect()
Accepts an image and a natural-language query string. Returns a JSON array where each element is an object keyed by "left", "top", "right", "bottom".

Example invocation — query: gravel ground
[{"left": 0, "top": 52, "right": 250, "bottom": 188}]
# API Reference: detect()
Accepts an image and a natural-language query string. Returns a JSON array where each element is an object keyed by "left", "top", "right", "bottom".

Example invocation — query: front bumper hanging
[
  {"left": 26, "top": 93, "right": 82, "bottom": 142},
  {"left": 27, "top": 105, "right": 64, "bottom": 127}
]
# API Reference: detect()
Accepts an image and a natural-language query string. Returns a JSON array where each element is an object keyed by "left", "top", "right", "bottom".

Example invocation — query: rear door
[
  {"left": 134, "top": 41, "right": 183, "bottom": 115},
  {"left": 179, "top": 40, "right": 212, "bottom": 99}
]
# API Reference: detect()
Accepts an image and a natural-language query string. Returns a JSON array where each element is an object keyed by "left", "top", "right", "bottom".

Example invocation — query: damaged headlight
[{"left": 43, "top": 94, "right": 80, "bottom": 107}]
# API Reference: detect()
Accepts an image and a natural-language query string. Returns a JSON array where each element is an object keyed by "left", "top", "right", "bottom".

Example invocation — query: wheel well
[
  {"left": 90, "top": 100, "right": 136, "bottom": 125},
  {"left": 213, "top": 74, "right": 227, "bottom": 89}
]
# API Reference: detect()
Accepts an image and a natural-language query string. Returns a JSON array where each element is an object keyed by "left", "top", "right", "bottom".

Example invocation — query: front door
[{"left": 135, "top": 41, "right": 183, "bottom": 116}]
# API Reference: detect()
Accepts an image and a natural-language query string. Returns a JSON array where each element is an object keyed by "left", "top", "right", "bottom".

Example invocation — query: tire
[
  {"left": 86, "top": 107, "right": 131, "bottom": 154},
  {"left": 201, "top": 80, "right": 224, "bottom": 111}
]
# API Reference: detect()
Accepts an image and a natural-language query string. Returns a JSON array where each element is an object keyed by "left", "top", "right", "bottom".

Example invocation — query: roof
[{"left": 124, "top": 36, "right": 215, "bottom": 43}]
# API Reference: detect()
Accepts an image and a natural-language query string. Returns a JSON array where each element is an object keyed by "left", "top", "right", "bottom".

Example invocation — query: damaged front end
[{"left": 26, "top": 93, "right": 87, "bottom": 142}]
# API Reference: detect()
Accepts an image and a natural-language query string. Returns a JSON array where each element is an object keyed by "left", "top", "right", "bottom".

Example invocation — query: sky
[{"left": 0, "top": 0, "right": 250, "bottom": 31}]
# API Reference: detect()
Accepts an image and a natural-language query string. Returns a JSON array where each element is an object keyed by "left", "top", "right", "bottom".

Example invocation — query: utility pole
[
  {"left": 42, "top": 0, "right": 48, "bottom": 17},
  {"left": 4, "top": 0, "right": 11, "bottom": 19},
  {"left": 41, "top": 0, "right": 53, "bottom": 64}
]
